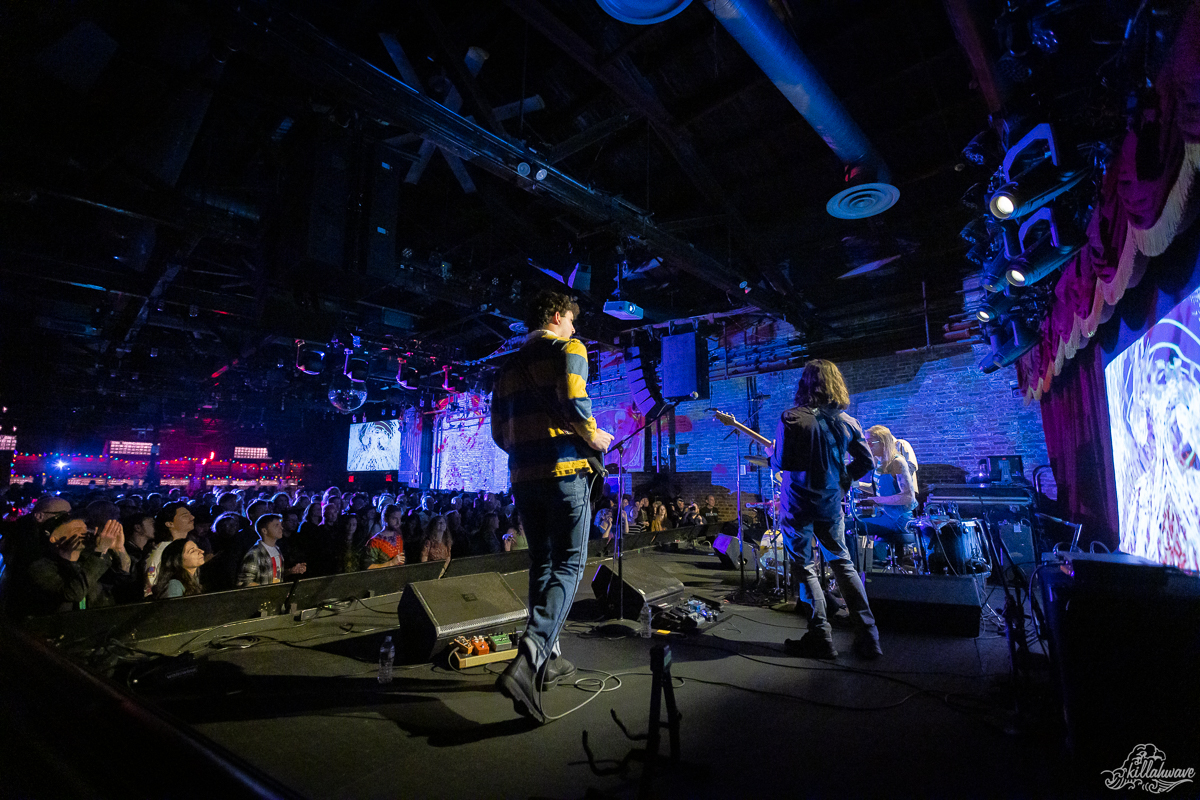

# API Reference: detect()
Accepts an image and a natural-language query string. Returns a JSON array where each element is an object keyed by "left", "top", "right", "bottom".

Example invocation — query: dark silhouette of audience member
[{"left": 24, "top": 514, "right": 131, "bottom": 615}]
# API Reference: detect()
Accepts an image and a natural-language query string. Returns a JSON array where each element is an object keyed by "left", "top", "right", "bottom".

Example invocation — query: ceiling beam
[
  {"left": 500, "top": 0, "right": 795, "bottom": 299},
  {"left": 222, "top": 5, "right": 799, "bottom": 320},
  {"left": 545, "top": 110, "right": 642, "bottom": 164}
]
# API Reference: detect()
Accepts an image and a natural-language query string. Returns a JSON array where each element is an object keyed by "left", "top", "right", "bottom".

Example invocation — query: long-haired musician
[{"left": 769, "top": 359, "right": 882, "bottom": 660}]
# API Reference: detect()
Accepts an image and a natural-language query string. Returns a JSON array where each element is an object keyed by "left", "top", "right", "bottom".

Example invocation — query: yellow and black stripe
[{"left": 491, "top": 331, "right": 598, "bottom": 485}]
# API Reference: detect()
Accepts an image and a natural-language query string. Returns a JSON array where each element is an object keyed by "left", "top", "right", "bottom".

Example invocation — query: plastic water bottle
[
  {"left": 638, "top": 602, "right": 652, "bottom": 638},
  {"left": 378, "top": 635, "right": 395, "bottom": 684}
]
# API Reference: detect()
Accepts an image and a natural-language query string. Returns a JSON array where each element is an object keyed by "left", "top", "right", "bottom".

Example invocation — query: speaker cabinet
[
  {"left": 624, "top": 345, "right": 664, "bottom": 419},
  {"left": 591, "top": 559, "right": 685, "bottom": 619},
  {"left": 862, "top": 572, "right": 986, "bottom": 637},
  {"left": 396, "top": 572, "right": 528, "bottom": 663},
  {"left": 661, "top": 331, "right": 709, "bottom": 400},
  {"left": 712, "top": 534, "right": 757, "bottom": 570}
]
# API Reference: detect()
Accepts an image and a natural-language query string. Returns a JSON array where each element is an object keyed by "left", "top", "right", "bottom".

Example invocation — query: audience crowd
[{"left": 0, "top": 481, "right": 721, "bottom": 618}]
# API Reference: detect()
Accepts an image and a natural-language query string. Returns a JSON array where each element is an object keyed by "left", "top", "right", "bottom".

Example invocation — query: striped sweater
[{"left": 491, "top": 330, "right": 599, "bottom": 485}]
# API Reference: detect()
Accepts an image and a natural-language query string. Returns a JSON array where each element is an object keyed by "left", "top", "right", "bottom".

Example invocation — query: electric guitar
[{"left": 712, "top": 410, "right": 773, "bottom": 450}]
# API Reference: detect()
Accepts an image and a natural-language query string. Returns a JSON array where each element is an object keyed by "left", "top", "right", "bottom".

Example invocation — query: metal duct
[
  {"left": 596, "top": 0, "right": 896, "bottom": 216},
  {"left": 689, "top": 0, "right": 898, "bottom": 218}
]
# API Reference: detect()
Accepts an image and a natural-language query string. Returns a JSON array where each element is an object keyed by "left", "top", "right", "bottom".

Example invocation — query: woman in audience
[
  {"left": 503, "top": 515, "right": 528, "bottom": 552},
  {"left": 335, "top": 513, "right": 364, "bottom": 573},
  {"left": 366, "top": 503, "right": 406, "bottom": 569},
  {"left": 153, "top": 539, "right": 205, "bottom": 598},
  {"left": 649, "top": 500, "right": 669, "bottom": 532},
  {"left": 591, "top": 507, "right": 614, "bottom": 540},
  {"left": 420, "top": 515, "right": 452, "bottom": 562}
]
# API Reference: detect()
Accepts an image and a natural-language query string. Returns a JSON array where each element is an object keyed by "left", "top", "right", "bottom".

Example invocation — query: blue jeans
[
  {"left": 782, "top": 514, "right": 877, "bottom": 641},
  {"left": 512, "top": 473, "right": 591, "bottom": 669}
]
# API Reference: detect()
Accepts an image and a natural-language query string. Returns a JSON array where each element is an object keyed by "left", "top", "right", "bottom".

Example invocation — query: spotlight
[
  {"left": 961, "top": 130, "right": 998, "bottom": 166},
  {"left": 534, "top": 168, "right": 548, "bottom": 181},
  {"left": 978, "top": 318, "right": 1039, "bottom": 374},
  {"left": 1003, "top": 207, "right": 1084, "bottom": 287},
  {"left": 516, "top": 162, "right": 531, "bottom": 177},
  {"left": 959, "top": 218, "right": 989, "bottom": 245},
  {"left": 975, "top": 289, "right": 1018, "bottom": 322},
  {"left": 399, "top": 365, "right": 420, "bottom": 390},
  {"left": 986, "top": 123, "right": 1089, "bottom": 220},
  {"left": 296, "top": 342, "right": 326, "bottom": 375}
]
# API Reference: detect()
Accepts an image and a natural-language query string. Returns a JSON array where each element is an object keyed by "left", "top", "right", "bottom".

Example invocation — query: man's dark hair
[
  {"left": 256, "top": 513, "right": 282, "bottom": 536},
  {"left": 525, "top": 290, "right": 581, "bottom": 332},
  {"left": 794, "top": 359, "right": 851, "bottom": 410},
  {"left": 154, "top": 501, "right": 191, "bottom": 542}
]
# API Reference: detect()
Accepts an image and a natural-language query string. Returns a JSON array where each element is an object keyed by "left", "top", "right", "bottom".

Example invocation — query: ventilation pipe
[{"left": 596, "top": 0, "right": 897, "bottom": 218}]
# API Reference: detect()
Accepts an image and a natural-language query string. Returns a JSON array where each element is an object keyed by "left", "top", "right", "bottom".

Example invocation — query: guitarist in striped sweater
[{"left": 491, "top": 291, "right": 614, "bottom": 722}]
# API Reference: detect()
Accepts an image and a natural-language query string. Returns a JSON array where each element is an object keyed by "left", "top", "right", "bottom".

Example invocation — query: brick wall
[{"left": 433, "top": 341, "right": 1051, "bottom": 503}]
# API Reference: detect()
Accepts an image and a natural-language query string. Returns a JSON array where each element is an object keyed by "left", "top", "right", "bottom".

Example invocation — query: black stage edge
[{"left": 10, "top": 548, "right": 1186, "bottom": 798}]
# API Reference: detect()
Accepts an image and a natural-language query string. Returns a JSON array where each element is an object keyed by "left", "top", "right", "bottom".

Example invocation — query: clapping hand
[
  {"left": 285, "top": 562, "right": 308, "bottom": 576},
  {"left": 391, "top": 552, "right": 405, "bottom": 566},
  {"left": 95, "top": 519, "right": 123, "bottom": 554}
]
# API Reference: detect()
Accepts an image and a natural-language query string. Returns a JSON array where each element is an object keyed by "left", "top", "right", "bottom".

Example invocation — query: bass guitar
[{"left": 712, "top": 410, "right": 773, "bottom": 450}]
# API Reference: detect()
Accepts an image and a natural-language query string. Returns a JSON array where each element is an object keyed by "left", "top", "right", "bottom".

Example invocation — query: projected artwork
[
  {"left": 347, "top": 420, "right": 403, "bottom": 472},
  {"left": 1106, "top": 287, "right": 1200, "bottom": 571}
]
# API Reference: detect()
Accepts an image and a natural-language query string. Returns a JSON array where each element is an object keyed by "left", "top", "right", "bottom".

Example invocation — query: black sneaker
[
  {"left": 853, "top": 633, "right": 883, "bottom": 660},
  {"left": 496, "top": 652, "right": 545, "bottom": 723},
  {"left": 783, "top": 632, "right": 838, "bottom": 659},
  {"left": 541, "top": 655, "right": 577, "bottom": 689}
]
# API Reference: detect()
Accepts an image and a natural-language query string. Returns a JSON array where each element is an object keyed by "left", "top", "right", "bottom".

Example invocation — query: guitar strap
[{"left": 508, "top": 342, "right": 607, "bottom": 502}]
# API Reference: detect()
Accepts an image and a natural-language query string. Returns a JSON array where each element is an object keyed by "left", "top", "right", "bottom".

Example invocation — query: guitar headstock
[{"left": 712, "top": 410, "right": 736, "bottom": 425}]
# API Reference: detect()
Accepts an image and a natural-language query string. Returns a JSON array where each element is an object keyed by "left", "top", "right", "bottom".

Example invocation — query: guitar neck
[{"left": 725, "top": 419, "right": 773, "bottom": 449}]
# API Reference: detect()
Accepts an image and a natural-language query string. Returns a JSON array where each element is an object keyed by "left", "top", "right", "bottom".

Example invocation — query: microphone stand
[{"left": 604, "top": 399, "right": 687, "bottom": 626}]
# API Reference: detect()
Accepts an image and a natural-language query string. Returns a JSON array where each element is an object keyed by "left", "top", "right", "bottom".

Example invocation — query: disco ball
[{"left": 328, "top": 382, "right": 367, "bottom": 413}]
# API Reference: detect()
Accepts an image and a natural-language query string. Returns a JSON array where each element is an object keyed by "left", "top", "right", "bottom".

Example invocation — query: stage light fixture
[
  {"left": 986, "top": 123, "right": 1089, "bottom": 220},
  {"left": 978, "top": 318, "right": 1040, "bottom": 374},
  {"left": 296, "top": 342, "right": 325, "bottom": 375},
  {"left": 959, "top": 217, "right": 989, "bottom": 245},
  {"left": 1003, "top": 207, "right": 1083, "bottom": 287},
  {"left": 975, "top": 289, "right": 1018, "bottom": 322}
]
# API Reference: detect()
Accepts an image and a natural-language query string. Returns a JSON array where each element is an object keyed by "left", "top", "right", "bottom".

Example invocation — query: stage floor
[{"left": 130, "top": 548, "right": 1083, "bottom": 799}]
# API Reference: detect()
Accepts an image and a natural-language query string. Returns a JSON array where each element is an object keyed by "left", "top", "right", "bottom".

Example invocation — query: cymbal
[{"left": 745, "top": 455, "right": 770, "bottom": 467}]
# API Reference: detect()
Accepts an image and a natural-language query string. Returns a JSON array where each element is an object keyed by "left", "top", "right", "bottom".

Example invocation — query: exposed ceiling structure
[{"left": 0, "top": 0, "right": 1179, "bottom": 436}]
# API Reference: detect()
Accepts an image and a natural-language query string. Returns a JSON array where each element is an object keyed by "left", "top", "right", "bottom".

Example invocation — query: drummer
[{"left": 858, "top": 425, "right": 918, "bottom": 568}]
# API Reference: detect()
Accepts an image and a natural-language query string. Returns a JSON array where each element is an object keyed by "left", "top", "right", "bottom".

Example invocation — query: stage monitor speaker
[
  {"left": 712, "top": 533, "right": 757, "bottom": 570},
  {"left": 396, "top": 572, "right": 528, "bottom": 663},
  {"left": 625, "top": 345, "right": 664, "bottom": 419},
  {"left": 661, "top": 331, "right": 709, "bottom": 400},
  {"left": 861, "top": 573, "right": 985, "bottom": 637},
  {"left": 592, "top": 559, "right": 684, "bottom": 620}
]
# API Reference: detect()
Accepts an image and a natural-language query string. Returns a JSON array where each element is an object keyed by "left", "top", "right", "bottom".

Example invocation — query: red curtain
[{"left": 1037, "top": 341, "right": 1120, "bottom": 549}]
